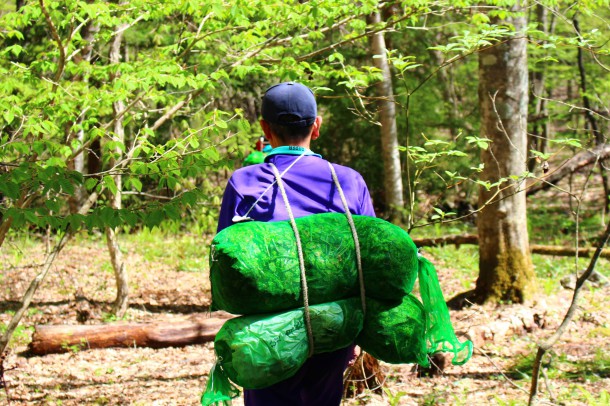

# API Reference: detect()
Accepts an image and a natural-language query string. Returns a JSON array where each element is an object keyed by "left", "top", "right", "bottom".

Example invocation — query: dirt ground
[{"left": 1, "top": 234, "right": 609, "bottom": 406}]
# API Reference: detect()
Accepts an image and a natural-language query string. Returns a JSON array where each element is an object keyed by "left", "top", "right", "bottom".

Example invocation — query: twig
[
  {"left": 490, "top": 90, "right": 528, "bottom": 164},
  {"left": 0, "top": 186, "right": 102, "bottom": 355},
  {"left": 541, "top": 366, "right": 556, "bottom": 404},
  {"left": 39, "top": 0, "right": 66, "bottom": 91},
  {"left": 528, "top": 218, "right": 610, "bottom": 405},
  {"left": 476, "top": 347, "right": 530, "bottom": 394}
]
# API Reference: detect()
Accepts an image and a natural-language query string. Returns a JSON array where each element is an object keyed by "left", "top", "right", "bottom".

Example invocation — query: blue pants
[{"left": 244, "top": 345, "right": 355, "bottom": 406}]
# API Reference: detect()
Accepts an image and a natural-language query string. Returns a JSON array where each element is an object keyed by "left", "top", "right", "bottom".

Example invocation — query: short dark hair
[{"left": 268, "top": 114, "right": 313, "bottom": 143}]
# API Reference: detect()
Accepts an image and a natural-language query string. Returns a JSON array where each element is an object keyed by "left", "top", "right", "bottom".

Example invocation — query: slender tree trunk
[
  {"left": 69, "top": 20, "right": 98, "bottom": 212},
  {"left": 0, "top": 234, "right": 69, "bottom": 354},
  {"left": 367, "top": 11, "right": 404, "bottom": 222},
  {"left": 528, "top": 4, "right": 551, "bottom": 173},
  {"left": 0, "top": 191, "right": 100, "bottom": 354},
  {"left": 430, "top": 34, "right": 459, "bottom": 138},
  {"left": 475, "top": 4, "right": 535, "bottom": 304},
  {"left": 107, "top": 15, "right": 129, "bottom": 317},
  {"left": 573, "top": 16, "right": 609, "bottom": 214}
]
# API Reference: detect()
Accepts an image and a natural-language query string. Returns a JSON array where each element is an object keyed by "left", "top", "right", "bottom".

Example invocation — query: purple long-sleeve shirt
[
  {"left": 217, "top": 151, "right": 375, "bottom": 232},
  {"left": 216, "top": 148, "right": 375, "bottom": 406}
]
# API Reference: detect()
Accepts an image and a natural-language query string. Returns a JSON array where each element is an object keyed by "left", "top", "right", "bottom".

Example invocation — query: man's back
[
  {"left": 218, "top": 152, "right": 375, "bottom": 231},
  {"left": 215, "top": 82, "right": 375, "bottom": 406}
]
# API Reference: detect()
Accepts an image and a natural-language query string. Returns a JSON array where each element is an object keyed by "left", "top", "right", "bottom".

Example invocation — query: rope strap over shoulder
[
  {"left": 269, "top": 163, "right": 315, "bottom": 358},
  {"left": 327, "top": 162, "right": 366, "bottom": 316}
]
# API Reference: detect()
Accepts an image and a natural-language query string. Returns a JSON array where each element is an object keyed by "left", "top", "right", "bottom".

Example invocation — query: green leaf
[
  {"left": 215, "top": 118, "right": 228, "bottom": 129},
  {"left": 6, "top": 208, "right": 25, "bottom": 227},
  {"left": 549, "top": 138, "right": 582, "bottom": 148},
  {"left": 103, "top": 176, "right": 118, "bottom": 195},
  {"left": 24, "top": 210, "right": 40, "bottom": 226},
  {"left": 85, "top": 178, "right": 98, "bottom": 191},
  {"left": 59, "top": 178, "right": 75, "bottom": 196},
  {"left": 164, "top": 204, "right": 181, "bottom": 220},
  {"left": 188, "top": 137, "right": 200, "bottom": 149},
  {"left": 146, "top": 209, "right": 165, "bottom": 228},
  {"left": 3, "top": 110, "right": 15, "bottom": 125},
  {"left": 0, "top": 181, "right": 20, "bottom": 199},
  {"left": 45, "top": 199, "right": 61, "bottom": 213},
  {"left": 129, "top": 177, "right": 143, "bottom": 192}
]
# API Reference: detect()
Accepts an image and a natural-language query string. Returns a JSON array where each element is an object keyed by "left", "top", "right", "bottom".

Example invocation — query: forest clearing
[{"left": 1, "top": 196, "right": 609, "bottom": 405}]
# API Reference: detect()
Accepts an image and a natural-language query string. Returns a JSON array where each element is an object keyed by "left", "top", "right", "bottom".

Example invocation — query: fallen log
[
  {"left": 28, "top": 312, "right": 235, "bottom": 356},
  {"left": 530, "top": 244, "right": 610, "bottom": 259},
  {"left": 412, "top": 235, "right": 610, "bottom": 259},
  {"left": 411, "top": 235, "right": 478, "bottom": 247}
]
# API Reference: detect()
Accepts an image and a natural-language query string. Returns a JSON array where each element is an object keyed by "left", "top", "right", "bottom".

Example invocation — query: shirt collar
[{"left": 265, "top": 145, "right": 322, "bottom": 160}]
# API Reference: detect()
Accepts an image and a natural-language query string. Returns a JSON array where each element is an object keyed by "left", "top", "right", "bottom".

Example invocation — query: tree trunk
[
  {"left": 0, "top": 191, "right": 100, "bottom": 354},
  {"left": 527, "top": 4, "right": 551, "bottom": 173},
  {"left": 430, "top": 35, "right": 459, "bottom": 138},
  {"left": 107, "top": 14, "right": 129, "bottom": 317},
  {"left": 27, "top": 313, "right": 234, "bottom": 355},
  {"left": 69, "top": 20, "right": 98, "bottom": 213},
  {"left": 475, "top": 5, "right": 535, "bottom": 304},
  {"left": 573, "top": 16, "right": 609, "bottom": 214},
  {"left": 368, "top": 11, "right": 404, "bottom": 222}
]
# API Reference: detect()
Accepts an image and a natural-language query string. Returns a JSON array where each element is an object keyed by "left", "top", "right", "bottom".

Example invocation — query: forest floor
[{"left": 1, "top": 230, "right": 609, "bottom": 406}]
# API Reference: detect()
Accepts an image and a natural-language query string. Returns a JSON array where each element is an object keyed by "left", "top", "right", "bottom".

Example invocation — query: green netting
[
  {"left": 200, "top": 361, "right": 239, "bottom": 406},
  {"left": 203, "top": 213, "right": 473, "bottom": 401},
  {"left": 242, "top": 151, "right": 266, "bottom": 166},
  {"left": 356, "top": 294, "right": 428, "bottom": 366},
  {"left": 213, "top": 298, "right": 364, "bottom": 389},
  {"left": 210, "top": 213, "right": 418, "bottom": 314},
  {"left": 418, "top": 255, "right": 473, "bottom": 365}
]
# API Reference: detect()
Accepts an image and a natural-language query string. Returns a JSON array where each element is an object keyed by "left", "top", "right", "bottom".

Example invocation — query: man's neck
[{"left": 265, "top": 145, "right": 322, "bottom": 159}]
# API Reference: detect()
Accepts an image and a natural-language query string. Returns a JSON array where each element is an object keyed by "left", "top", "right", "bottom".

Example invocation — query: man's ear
[{"left": 310, "top": 116, "right": 323, "bottom": 140}]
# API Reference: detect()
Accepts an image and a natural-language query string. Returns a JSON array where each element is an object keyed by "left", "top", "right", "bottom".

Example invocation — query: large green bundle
[
  {"left": 202, "top": 214, "right": 473, "bottom": 405},
  {"left": 214, "top": 298, "right": 364, "bottom": 389},
  {"left": 210, "top": 213, "right": 418, "bottom": 314}
]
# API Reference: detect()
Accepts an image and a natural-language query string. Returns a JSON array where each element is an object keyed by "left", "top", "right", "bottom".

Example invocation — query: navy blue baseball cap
[{"left": 261, "top": 82, "right": 317, "bottom": 127}]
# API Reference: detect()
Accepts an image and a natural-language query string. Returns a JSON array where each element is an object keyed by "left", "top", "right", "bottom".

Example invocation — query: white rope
[
  {"left": 269, "top": 163, "right": 315, "bottom": 358},
  {"left": 327, "top": 162, "right": 366, "bottom": 315},
  {"left": 235, "top": 150, "right": 309, "bottom": 222}
]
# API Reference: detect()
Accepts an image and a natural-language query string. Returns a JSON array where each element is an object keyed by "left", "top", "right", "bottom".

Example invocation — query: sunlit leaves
[
  {"left": 429, "top": 24, "right": 514, "bottom": 55},
  {"left": 466, "top": 135, "right": 492, "bottom": 150}
]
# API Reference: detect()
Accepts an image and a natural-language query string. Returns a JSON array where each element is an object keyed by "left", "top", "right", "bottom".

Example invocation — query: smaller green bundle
[
  {"left": 214, "top": 298, "right": 364, "bottom": 389},
  {"left": 356, "top": 294, "right": 428, "bottom": 366}
]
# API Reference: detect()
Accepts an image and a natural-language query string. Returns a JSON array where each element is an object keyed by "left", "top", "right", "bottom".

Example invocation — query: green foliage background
[{"left": 0, "top": 0, "right": 608, "bottom": 235}]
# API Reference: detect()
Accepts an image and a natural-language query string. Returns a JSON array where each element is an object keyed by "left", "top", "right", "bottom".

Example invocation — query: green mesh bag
[
  {"left": 243, "top": 151, "right": 266, "bottom": 167},
  {"left": 356, "top": 294, "right": 428, "bottom": 366},
  {"left": 214, "top": 298, "right": 364, "bottom": 389},
  {"left": 201, "top": 362, "right": 239, "bottom": 406},
  {"left": 210, "top": 213, "right": 418, "bottom": 314},
  {"left": 205, "top": 212, "right": 472, "bottom": 401},
  {"left": 418, "top": 255, "right": 473, "bottom": 365}
]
